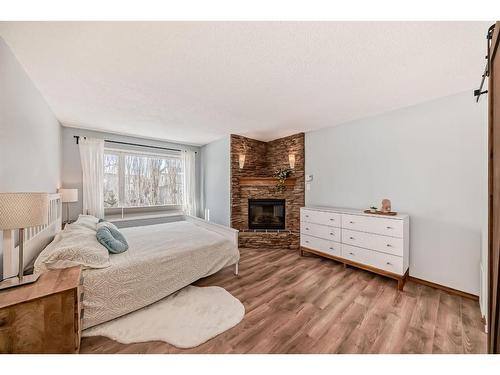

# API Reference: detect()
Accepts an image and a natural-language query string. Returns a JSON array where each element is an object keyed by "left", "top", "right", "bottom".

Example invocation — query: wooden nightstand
[{"left": 0, "top": 266, "right": 83, "bottom": 353}]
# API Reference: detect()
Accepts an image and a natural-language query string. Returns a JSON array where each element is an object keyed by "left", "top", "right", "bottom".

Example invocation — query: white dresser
[{"left": 300, "top": 206, "right": 409, "bottom": 290}]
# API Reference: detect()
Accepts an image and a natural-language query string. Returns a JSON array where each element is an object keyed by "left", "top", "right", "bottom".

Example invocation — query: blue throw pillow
[
  {"left": 96, "top": 226, "right": 129, "bottom": 254},
  {"left": 97, "top": 221, "right": 119, "bottom": 231}
]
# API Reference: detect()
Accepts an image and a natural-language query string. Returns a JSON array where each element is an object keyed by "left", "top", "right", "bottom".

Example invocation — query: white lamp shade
[
  {"left": 59, "top": 188, "right": 78, "bottom": 203},
  {"left": 238, "top": 154, "right": 246, "bottom": 169},
  {"left": 0, "top": 193, "right": 49, "bottom": 229},
  {"left": 288, "top": 153, "right": 296, "bottom": 169}
]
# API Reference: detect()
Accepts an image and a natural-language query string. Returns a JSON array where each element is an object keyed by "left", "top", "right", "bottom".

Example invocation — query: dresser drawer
[
  {"left": 301, "top": 209, "right": 341, "bottom": 227},
  {"left": 301, "top": 222, "right": 341, "bottom": 242},
  {"left": 301, "top": 234, "right": 341, "bottom": 257},
  {"left": 342, "top": 229, "right": 404, "bottom": 256},
  {"left": 342, "top": 214, "right": 403, "bottom": 238},
  {"left": 341, "top": 244, "right": 404, "bottom": 275}
]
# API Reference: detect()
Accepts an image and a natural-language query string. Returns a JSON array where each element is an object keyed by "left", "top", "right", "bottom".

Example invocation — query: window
[{"left": 103, "top": 148, "right": 184, "bottom": 209}]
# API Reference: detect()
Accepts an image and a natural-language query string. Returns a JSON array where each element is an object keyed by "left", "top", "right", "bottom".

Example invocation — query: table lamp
[
  {"left": 58, "top": 188, "right": 78, "bottom": 224},
  {"left": 0, "top": 192, "right": 49, "bottom": 290}
]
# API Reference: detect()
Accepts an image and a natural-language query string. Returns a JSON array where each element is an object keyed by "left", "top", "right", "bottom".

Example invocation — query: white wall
[
  {"left": 200, "top": 136, "right": 231, "bottom": 226},
  {"left": 305, "top": 91, "right": 487, "bottom": 295},
  {"left": 0, "top": 37, "right": 62, "bottom": 278},
  {"left": 480, "top": 124, "right": 489, "bottom": 318}
]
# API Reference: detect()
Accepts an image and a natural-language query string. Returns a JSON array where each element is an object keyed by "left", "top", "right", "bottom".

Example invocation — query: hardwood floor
[{"left": 80, "top": 247, "right": 487, "bottom": 354}]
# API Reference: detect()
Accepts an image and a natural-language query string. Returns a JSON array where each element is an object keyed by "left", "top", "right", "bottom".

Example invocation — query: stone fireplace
[{"left": 230, "top": 133, "right": 305, "bottom": 249}]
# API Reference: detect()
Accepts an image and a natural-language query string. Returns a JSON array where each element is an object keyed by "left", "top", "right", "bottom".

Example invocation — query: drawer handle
[
  {"left": 330, "top": 218, "right": 335, "bottom": 221},
  {"left": 306, "top": 215, "right": 309, "bottom": 218},
  {"left": 329, "top": 247, "right": 334, "bottom": 250},
  {"left": 386, "top": 226, "right": 393, "bottom": 229},
  {"left": 386, "top": 244, "right": 392, "bottom": 247},
  {"left": 305, "top": 240, "right": 309, "bottom": 243},
  {"left": 349, "top": 236, "right": 355, "bottom": 240},
  {"left": 349, "top": 221, "right": 354, "bottom": 224},
  {"left": 349, "top": 252, "right": 355, "bottom": 255},
  {"left": 305, "top": 227, "right": 310, "bottom": 230},
  {"left": 386, "top": 262, "right": 392, "bottom": 265},
  {"left": 330, "top": 232, "right": 334, "bottom": 235}
]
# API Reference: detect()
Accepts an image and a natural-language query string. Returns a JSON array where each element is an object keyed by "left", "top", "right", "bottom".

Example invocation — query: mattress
[{"left": 81, "top": 220, "right": 239, "bottom": 329}]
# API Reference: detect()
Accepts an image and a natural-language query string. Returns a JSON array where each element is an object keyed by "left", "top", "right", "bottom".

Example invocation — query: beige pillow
[
  {"left": 34, "top": 224, "right": 110, "bottom": 274},
  {"left": 74, "top": 214, "right": 100, "bottom": 231}
]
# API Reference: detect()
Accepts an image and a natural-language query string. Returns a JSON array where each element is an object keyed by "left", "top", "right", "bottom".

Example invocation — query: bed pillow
[
  {"left": 64, "top": 221, "right": 96, "bottom": 234},
  {"left": 96, "top": 226, "right": 129, "bottom": 254},
  {"left": 96, "top": 220, "right": 119, "bottom": 232},
  {"left": 34, "top": 225, "right": 110, "bottom": 275},
  {"left": 75, "top": 214, "right": 100, "bottom": 231}
]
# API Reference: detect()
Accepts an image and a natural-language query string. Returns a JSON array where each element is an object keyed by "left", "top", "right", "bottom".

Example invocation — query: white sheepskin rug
[{"left": 82, "top": 286, "right": 245, "bottom": 348}]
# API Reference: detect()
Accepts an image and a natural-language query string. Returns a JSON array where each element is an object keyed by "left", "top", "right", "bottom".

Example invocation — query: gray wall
[
  {"left": 0, "top": 37, "right": 62, "bottom": 278},
  {"left": 0, "top": 37, "right": 61, "bottom": 192},
  {"left": 61, "top": 126, "right": 201, "bottom": 222},
  {"left": 200, "top": 136, "right": 231, "bottom": 226},
  {"left": 305, "top": 91, "right": 487, "bottom": 295}
]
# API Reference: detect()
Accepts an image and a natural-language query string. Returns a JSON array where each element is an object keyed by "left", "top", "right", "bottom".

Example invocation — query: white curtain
[
  {"left": 79, "top": 138, "right": 105, "bottom": 218},
  {"left": 182, "top": 150, "right": 197, "bottom": 217}
]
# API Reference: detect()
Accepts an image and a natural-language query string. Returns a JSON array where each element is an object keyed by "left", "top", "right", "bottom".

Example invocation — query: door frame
[{"left": 488, "top": 21, "right": 500, "bottom": 354}]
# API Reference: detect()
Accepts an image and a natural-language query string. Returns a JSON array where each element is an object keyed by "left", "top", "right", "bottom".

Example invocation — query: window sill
[{"left": 105, "top": 210, "right": 185, "bottom": 223}]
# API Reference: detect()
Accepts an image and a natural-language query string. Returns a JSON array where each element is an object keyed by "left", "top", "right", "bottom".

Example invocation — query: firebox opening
[{"left": 248, "top": 199, "right": 286, "bottom": 230}]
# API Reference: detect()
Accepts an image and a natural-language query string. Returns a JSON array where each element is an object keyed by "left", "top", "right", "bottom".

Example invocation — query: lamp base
[{"left": 0, "top": 273, "right": 40, "bottom": 290}]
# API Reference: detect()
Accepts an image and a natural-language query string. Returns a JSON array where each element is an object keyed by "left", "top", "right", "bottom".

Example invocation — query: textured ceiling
[{"left": 0, "top": 21, "right": 491, "bottom": 145}]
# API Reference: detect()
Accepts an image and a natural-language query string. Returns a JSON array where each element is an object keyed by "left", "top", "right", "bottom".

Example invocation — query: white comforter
[{"left": 82, "top": 221, "right": 239, "bottom": 329}]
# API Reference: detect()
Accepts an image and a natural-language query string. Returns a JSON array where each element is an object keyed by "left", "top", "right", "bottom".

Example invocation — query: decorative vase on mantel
[{"left": 273, "top": 167, "right": 293, "bottom": 193}]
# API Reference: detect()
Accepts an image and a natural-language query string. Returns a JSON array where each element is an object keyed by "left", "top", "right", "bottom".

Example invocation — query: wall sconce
[
  {"left": 288, "top": 153, "right": 296, "bottom": 169},
  {"left": 239, "top": 154, "right": 246, "bottom": 169}
]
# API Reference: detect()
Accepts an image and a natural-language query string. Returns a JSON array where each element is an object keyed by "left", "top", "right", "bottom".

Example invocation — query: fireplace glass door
[{"left": 248, "top": 199, "right": 286, "bottom": 230}]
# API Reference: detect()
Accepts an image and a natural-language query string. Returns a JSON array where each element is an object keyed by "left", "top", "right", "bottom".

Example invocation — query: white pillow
[
  {"left": 34, "top": 223, "right": 110, "bottom": 274},
  {"left": 75, "top": 214, "right": 99, "bottom": 231},
  {"left": 64, "top": 221, "right": 95, "bottom": 234}
]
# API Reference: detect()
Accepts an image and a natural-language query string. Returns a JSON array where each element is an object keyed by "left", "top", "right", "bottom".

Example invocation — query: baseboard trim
[{"left": 408, "top": 276, "right": 479, "bottom": 301}]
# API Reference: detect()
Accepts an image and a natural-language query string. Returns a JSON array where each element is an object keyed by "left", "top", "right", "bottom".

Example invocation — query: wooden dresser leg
[
  {"left": 398, "top": 278, "right": 404, "bottom": 291},
  {"left": 300, "top": 248, "right": 304, "bottom": 257}
]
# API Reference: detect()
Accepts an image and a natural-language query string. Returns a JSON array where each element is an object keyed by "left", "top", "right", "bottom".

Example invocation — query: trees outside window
[{"left": 103, "top": 150, "right": 183, "bottom": 208}]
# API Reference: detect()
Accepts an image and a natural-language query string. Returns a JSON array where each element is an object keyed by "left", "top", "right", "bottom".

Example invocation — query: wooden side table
[{"left": 0, "top": 266, "right": 83, "bottom": 353}]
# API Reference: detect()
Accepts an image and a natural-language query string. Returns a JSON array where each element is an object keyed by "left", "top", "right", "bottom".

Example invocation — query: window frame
[{"left": 103, "top": 146, "right": 184, "bottom": 214}]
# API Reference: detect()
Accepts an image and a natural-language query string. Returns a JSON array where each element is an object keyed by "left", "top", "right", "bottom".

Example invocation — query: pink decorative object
[{"left": 381, "top": 199, "right": 392, "bottom": 213}]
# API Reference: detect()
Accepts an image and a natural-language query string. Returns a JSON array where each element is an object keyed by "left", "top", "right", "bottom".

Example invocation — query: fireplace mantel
[{"left": 238, "top": 177, "right": 297, "bottom": 187}]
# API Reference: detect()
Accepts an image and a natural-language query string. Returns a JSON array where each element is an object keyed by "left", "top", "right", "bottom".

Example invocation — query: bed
[
  {"left": 2, "top": 194, "right": 239, "bottom": 330},
  {"left": 79, "top": 219, "right": 239, "bottom": 329}
]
